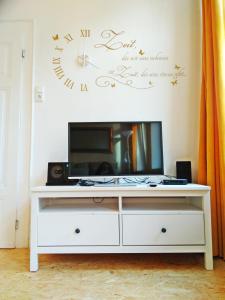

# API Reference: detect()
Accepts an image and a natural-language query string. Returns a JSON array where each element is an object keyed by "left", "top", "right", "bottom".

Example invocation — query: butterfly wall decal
[
  {"left": 175, "top": 64, "right": 181, "bottom": 70},
  {"left": 52, "top": 34, "right": 59, "bottom": 41},
  {"left": 139, "top": 49, "right": 144, "bottom": 56},
  {"left": 171, "top": 79, "right": 178, "bottom": 85}
]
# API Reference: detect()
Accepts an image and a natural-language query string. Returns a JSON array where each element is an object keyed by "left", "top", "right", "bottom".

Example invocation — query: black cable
[
  {"left": 78, "top": 175, "right": 167, "bottom": 186},
  {"left": 78, "top": 178, "right": 115, "bottom": 186}
]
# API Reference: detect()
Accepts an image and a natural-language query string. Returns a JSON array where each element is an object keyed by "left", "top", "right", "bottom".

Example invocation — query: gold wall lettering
[
  {"left": 50, "top": 30, "right": 186, "bottom": 91},
  {"left": 95, "top": 75, "right": 154, "bottom": 90},
  {"left": 94, "top": 30, "right": 136, "bottom": 50},
  {"left": 95, "top": 63, "right": 185, "bottom": 89},
  {"left": 122, "top": 51, "right": 169, "bottom": 62}
]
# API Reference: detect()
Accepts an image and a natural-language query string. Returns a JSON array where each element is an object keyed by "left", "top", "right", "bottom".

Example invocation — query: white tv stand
[{"left": 30, "top": 184, "right": 213, "bottom": 271}]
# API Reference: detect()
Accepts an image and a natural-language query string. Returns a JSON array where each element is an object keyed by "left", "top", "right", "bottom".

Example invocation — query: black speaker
[
  {"left": 46, "top": 162, "right": 78, "bottom": 186},
  {"left": 176, "top": 161, "right": 192, "bottom": 183}
]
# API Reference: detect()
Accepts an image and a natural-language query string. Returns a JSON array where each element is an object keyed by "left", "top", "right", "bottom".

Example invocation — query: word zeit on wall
[{"left": 51, "top": 29, "right": 186, "bottom": 92}]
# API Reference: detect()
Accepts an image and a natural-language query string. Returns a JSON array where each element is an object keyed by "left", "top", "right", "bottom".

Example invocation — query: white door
[{"left": 0, "top": 22, "right": 32, "bottom": 247}]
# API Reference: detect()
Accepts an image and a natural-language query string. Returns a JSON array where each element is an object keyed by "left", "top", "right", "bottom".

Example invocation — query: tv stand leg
[
  {"left": 204, "top": 251, "right": 213, "bottom": 270},
  {"left": 30, "top": 195, "right": 39, "bottom": 271},
  {"left": 203, "top": 192, "right": 213, "bottom": 270},
  {"left": 30, "top": 250, "right": 38, "bottom": 272}
]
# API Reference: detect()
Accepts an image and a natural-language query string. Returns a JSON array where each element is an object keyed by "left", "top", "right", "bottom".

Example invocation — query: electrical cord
[
  {"left": 78, "top": 175, "right": 175, "bottom": 186},
  {"left": 78, "top": 178, "right": 114, "bottom": 186}
]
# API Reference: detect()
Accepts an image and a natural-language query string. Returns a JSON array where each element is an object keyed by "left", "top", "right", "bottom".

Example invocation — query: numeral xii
[{"left": 80, "top": 29, "right": 90, "bottom": 37}]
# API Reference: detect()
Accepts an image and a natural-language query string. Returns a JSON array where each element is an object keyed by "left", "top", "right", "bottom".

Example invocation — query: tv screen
[{"left": 68, "top": 122, "right": 164, "bottom": 177}]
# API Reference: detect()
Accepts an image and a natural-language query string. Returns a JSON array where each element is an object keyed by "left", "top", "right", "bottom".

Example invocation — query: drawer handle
[
  {"left": 161, "top": 228, "right": 167, "bottom": 233},
  {"left": 75, "top": 228, "right": 80, "bottom": 234}
]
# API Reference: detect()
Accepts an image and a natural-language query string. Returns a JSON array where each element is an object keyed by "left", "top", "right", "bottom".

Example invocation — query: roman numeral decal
[
  {"left": 81, "top": 83, "right": 88, "bottom": 91},
  {"left": 64, "top": 34, "right": 73, "bottom": 43},
  {"left": 54, "top": 66, "right": 64, "bottom": 79},
  {"left": 52, "top": 57, "right": 61, "bottom": 64},
  {"left": 55, "top": 46, "right": 64, "bottom": 52},
  {"left": 80, "top": 29, "right": 90, "bottom": 38},
  {"left": 64, "top": 78, "right": 74, "bottom": 89}
]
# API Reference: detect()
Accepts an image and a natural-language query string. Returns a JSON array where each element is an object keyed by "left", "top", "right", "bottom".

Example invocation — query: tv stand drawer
[
  {"left": 38, "top": 214, "right": 119, "bottom": 246},
  {"left": 122, "top": 214, "right": 205, "bottom": 246}
]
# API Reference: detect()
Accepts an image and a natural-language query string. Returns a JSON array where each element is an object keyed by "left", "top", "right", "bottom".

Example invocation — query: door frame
[{"left": 0, "top": 20, "right": 33, "bottom": 247}]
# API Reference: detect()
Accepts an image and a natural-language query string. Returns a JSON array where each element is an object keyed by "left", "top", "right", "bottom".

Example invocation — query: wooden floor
[{"left": 0, "top": 250, "right": 225, "bottom": 300}]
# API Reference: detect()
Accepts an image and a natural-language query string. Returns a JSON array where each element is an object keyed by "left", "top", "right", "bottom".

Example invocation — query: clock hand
[
  {"left": 77, "top": 54, "right": 99, "bottom": 69},
  {"left": 83, "top": 51, "right": 86, "bottom": 67},
  {"left": 85, "top": 57, "right": 100, "bottom": 69}
]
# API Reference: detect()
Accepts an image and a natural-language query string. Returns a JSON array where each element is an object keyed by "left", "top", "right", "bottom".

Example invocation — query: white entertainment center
[{"left": 30, "top": 184, "right": 213, "bottom": 271}]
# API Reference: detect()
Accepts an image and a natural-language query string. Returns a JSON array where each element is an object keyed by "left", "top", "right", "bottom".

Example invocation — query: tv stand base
[{"left": 30, "top": 184, "right": 213, "bottom": 271}]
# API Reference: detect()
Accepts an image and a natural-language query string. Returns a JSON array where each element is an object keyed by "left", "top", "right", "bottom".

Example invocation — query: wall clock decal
[
  {"left": 50, "top": 29, "right": 186, "bottom": 92},
  {"left": 51, "top": 31, "right": 91, "bottom": 92}
]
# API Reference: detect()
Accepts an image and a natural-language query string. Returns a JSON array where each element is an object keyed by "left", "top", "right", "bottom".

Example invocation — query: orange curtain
[{"left": 198, "top": 0, "right": 225, "bottom": 258}]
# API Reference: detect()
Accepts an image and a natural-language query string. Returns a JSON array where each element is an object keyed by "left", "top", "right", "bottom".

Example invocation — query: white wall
[{"left": 0, "top": 0, "right": 202, "bottom": 245}]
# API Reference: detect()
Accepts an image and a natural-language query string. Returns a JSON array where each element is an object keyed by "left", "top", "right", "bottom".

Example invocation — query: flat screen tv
[{"left": 68, "top": 122, "right": 164, "bottom": 178}]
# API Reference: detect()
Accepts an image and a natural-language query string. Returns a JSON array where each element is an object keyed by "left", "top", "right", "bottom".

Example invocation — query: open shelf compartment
[
  {"left": 122, "top": 197, "right": 203, "bottom": 214},
  {"left": 39, "top": 197, "right": 119, "bottom": 214}
]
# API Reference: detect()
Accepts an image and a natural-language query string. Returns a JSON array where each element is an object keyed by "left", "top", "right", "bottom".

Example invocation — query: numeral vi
[{"left": 81, "top": 84, "right": 88, "bottom": 91}]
